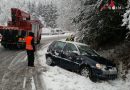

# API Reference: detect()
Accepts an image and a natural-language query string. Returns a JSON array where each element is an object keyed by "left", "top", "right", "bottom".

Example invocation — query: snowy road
[
  {"left": 0, "top": 34, "right": 68, "bottom": 90},
  {"left": 0, "top": 46, "right": 21, "bottom": 90}
]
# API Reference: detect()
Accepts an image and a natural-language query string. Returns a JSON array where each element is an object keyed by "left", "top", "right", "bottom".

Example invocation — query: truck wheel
[
  {"left": 3, "top": 45, "right": 7, "bottom": 48},
  {"left": 8, "top": 45, "right": 13, "bottom": 49}
]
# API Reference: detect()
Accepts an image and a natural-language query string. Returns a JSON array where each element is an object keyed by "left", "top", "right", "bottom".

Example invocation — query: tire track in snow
[
  {"left": 0, "top": 39, "right": 51, "bottom": 90},
  {"left": 0, "top": 46, "right": 20, "bottom": 90},
  {"left": 0, "top": 35, "right": 68, "bottom": 90}
]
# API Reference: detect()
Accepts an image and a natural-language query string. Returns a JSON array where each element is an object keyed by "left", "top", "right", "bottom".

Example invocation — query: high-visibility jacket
[{"left": 25, "top": 36, "right": 33, "bottom": 50}]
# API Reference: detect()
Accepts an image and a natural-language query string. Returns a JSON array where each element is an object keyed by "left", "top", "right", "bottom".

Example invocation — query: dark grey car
[{"left": 46, "top": 40, "right": 117, "bottom": 82}]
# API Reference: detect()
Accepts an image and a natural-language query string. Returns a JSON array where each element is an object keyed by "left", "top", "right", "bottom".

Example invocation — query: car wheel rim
[
  {"left": 46, "top": 57, "right": 52, "bottom": 65},
  {"left": 81, "top": 67, "right": 89, "bottom": 78}
]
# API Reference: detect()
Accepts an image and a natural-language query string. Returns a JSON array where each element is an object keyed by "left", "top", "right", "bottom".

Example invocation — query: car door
[
  {"left": 61, "top": 43, "right": 80, "bottom": 70},
  {"left": 52, "top": 41, "right": 66, "bottom": 65},
  {"left": 46, "top": 41, "right": 56, "bottom": 60}
]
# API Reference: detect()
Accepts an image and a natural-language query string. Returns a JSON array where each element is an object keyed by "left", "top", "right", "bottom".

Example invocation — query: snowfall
[
  {"left": 4, "top": 34, "right": 130, "bottom": 90},
  {"left": 35, "top": 35, "right": 130, "bottom": 90}
]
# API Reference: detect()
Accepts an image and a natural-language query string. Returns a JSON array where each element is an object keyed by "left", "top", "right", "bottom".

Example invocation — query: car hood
[{"left": 84, "top": 55, "right": 115, "bottom": 66}]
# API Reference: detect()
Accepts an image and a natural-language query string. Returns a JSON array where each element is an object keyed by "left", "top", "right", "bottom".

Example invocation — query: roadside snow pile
[
  {"left": 37, "top": 44, "right": 130, "bottom": 90},
  {"left": 43, "top": 67, "right": 130, "bottom": 90},
  {"left": 41, "top": 33, "right": 72, "bottom": 39}
]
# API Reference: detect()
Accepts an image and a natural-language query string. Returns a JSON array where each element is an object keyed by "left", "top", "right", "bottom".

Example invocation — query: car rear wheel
[{"left": 46, "top": 57, "right": 54, "bottom": 66}]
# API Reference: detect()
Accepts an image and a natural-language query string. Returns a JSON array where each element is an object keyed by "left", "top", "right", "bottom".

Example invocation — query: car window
[
  {"left": 54, "top": 41, "right": 66, "bottom": 50},
  {"left": 48, "top": 41, "right": 57, "bottom": 52},
  {"left": 77, "top": 45, "right": 99, "bottom": 56},
  {"left": 63, "top": 43, "right": 78, "bottom": 52}
]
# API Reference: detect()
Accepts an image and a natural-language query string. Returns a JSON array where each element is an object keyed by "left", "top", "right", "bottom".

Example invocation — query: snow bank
[
  {"left": 37, "top": 44, "right": 130, "bottom": 90},
  {"left": 41, "top": 33, "right": 72, "bottom": 39}
]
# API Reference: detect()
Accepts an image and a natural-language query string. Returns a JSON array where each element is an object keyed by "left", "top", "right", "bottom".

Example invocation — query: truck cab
[{"left": 0, "top": 8, "right": 43, "bottom": 49}]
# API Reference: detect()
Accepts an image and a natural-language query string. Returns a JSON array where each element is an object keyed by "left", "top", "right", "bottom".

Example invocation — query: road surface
[{"left": 0, "top": 35, "right": 67, "bottom": 90}]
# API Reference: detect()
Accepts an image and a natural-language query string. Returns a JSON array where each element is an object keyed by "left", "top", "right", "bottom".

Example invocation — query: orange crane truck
[{"left": 0, "top": 8, "right": 43, "bottom": 49}]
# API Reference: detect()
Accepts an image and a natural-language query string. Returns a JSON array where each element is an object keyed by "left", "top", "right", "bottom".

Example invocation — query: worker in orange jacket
[{"left": 25, "top": 32, "right": 35, "bottom": 67}]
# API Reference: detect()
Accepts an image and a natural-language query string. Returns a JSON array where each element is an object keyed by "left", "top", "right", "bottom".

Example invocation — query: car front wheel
[
  {"left": 80, "top": 66, "right": 97, "bottom": 82},
  {"left": 80, "top": 67, "right": 90, "bottom": 78}
]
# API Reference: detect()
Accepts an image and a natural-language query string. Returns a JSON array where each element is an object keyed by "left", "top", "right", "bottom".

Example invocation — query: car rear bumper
[{"left": 92, "top": 68, "right": 118, "bottom": 80}]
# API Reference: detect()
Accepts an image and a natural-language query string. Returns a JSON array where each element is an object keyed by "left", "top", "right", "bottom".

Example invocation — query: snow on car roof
[{"left": 58, "top": 40, "right": 88, "bottom": 46}]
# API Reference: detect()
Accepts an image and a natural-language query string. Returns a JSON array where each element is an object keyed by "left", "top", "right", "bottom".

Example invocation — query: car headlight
[
  {"left": 96, "top": 63, "right": 102, "bottom": 69},
  {"left": 96, "top": 63, "right": 106, "bottom": 69}
]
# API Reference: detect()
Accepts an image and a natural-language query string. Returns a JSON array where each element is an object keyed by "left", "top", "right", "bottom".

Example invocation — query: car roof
[{"left": 57, "top": 40, "right": 88, "bottom": 46}]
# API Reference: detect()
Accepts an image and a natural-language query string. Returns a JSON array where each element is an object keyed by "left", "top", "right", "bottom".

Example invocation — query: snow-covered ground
[
  {"left": 37, "top": 44, "right": 130, "bottom": 90},
  {"left": 41, "top": 33, "right": 72, "bottom": 39}
]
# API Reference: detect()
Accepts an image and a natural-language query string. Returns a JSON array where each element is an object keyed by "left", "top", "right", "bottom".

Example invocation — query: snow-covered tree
[
  {"left": 74, "top": 0, "right": 128, "bottom": 49},
  {"left": 122, "top": 0, "right": 130, "bottom": 32},
  {"left": 55, "top": 0, "right": 81, "bottom": 31},
  {"left": 25, "top": 1, "right": 58, "bottom": 28},
  {"left": 41, "top": 3, "right": 58, "bottom": 28},
  {"left": 0, "top": 0, "right": 29, "bottom": 25},
  {"left": 0, "top": 0, "right": 58, "bottom": 28}
]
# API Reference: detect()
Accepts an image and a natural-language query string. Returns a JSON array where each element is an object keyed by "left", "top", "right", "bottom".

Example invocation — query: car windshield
[{"left": 77, "top": 45, "right": 99, "bottom": 56}]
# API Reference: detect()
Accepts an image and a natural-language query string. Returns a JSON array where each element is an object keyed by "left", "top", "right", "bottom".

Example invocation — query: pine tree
[
  {"left": 41, "top": 3, "right": 58, "bottom": 28},
  {"left": 73, "top": 0, "right": 128, "bottom": 49},
  {"left": 27, "top": 2, "right": 58, "bottom": 28}
]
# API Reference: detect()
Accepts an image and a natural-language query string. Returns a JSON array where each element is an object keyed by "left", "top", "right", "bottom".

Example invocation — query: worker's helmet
[{"left": 29, "top": 32, "right": 34, "bottom": 37}]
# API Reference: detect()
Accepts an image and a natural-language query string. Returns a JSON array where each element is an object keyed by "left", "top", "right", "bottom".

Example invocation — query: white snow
[
  {"left": 42, "top": 28, "right": 52, "bottom": 35},
  {"left": 8, "top": 51, "right": 27, "bottom": 71},
  {"left": 31, "top": 77, "right": 36, "bottom": 90},
  {"left": 41, "top": 32, "right": 72, "bottom": 39},
  {"left": 37, "top": 43, "right": 130, "bottom": 90}
]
